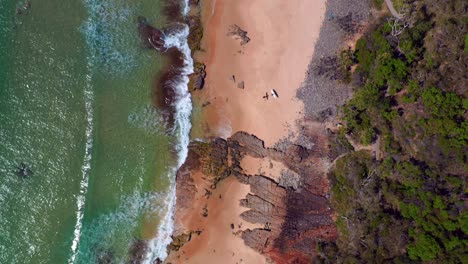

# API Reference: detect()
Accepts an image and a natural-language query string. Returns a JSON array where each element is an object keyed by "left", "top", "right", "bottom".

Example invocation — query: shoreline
[{"left": 164, "top": 0, "right": 372, "bottom": 263}]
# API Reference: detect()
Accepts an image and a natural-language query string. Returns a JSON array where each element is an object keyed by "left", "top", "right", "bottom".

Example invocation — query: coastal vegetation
[{"left": 320, "top": 0, "right": 467, "bottom": 263}]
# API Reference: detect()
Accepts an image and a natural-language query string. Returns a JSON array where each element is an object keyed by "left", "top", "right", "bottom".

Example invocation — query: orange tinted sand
[
  {"left": 195, "top": 0, "right": 326, "bottom": 147},
  {"left": 169, "top": 176, "right": 266, "bottom": 263},
  {"left": 168, "top": 0, "right": 327, "bottom": 262}
]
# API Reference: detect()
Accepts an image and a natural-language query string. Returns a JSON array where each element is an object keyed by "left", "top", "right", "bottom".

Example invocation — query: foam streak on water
[
  {"left": 68, "top": 65, "right": 94, "bottom": 264},
  {"left": 144, "top": 2, "right": 193, "bottom": 262}
]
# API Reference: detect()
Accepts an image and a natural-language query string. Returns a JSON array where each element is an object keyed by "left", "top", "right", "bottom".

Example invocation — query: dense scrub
[{"left": 320, "top": 0, "right": 467, "bottom": 263}]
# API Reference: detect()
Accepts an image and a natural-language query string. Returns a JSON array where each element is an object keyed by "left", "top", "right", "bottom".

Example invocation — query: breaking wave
[{"left": 143, "top": 6, "right": 194, "bottom": 263}]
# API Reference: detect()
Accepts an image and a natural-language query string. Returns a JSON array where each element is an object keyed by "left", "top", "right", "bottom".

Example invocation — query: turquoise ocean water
[{"left": 0, "top": 0, "right": 192, "bottom": 263}]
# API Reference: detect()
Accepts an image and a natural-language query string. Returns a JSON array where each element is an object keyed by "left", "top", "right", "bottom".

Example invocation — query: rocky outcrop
[
  {"left": 172, "top": 130, "right": 337, "bottom": 263},
  {"left": 167, "top": 232, "right": 193, "bottom": 252},
  {"left": 227, "top": 24, "right": 251, "bottom": 45},
  {"left": 188, "top": 62, "right": 207, "bottom": 91},
  {"left": 128, "top": 239, "right": 148, "bottom": 264},
  {"left": 138, "top": 16, "right": 166, "bottom": 52},
  {"left": 175, "top": 138, "right": 229, "bottom": 214}
]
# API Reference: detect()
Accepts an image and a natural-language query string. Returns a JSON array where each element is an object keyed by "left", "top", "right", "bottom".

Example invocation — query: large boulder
[{"left": 138, "top": 16, "right": 166, "bottom": 52}]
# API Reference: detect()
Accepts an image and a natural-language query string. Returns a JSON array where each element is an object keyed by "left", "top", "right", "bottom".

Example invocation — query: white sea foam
[
  {"left": 182, "top": 0, "right": 190, "bottom": 16},
  {"left": 68, "top": 66, "right": 94, "bottom": 264},
  {"left": 143, "top": 6, "right": 194, "bottom": 263}
]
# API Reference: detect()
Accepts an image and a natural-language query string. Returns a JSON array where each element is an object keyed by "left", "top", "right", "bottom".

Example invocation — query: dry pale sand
[
  {"left": 168, "top": 176, "right": 266, "bottom": 264},
  {"left": 240, "top": 155, "right": 299, "bottom": 184},
  {"left": 196, "top": 0, "right": 326, "bottom": 147},
  {"left": 171, "top": 0, "right": 327, "bottom": 262}
]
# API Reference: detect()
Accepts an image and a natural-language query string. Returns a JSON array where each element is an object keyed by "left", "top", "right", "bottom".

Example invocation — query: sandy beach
[
  {"left": 166, "top": 0, "right": 328, "bottom": 263},
  {"left": 194, "top": 0, "right": 326, "bottom": 146}
]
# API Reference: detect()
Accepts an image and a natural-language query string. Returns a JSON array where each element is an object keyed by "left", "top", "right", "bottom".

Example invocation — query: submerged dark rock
[
  {"left": 189, "top": 63, "right": 207, "bottom": 91},
  {"left": 128, "top": 239, "right": 148, "bottom": 264},
  {"left": 151, "top": 46, "right": 186, "bottom": 132},
  {"left": 16, "top": 162, "right": 33, "bottom": 178},
  {"left": 138, "top": 16, "right": 166, "bottom": 52}
]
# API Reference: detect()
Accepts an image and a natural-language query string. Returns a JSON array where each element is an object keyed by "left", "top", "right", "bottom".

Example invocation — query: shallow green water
[{"left": 0, "top": 0, "right": 179, "bottom": 263}]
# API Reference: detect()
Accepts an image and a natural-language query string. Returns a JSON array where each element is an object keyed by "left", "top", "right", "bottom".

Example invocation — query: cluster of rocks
[
  {"left": 16, "top": 162, "right": 33, "bottom": 178},
  {"left": 297, "top": 0, "right": 370, "bottom": 119},
  {"left": 189, "top": 62, "right": 207, "bottom": 91},
  {"left": 173, "top": 131, "right": 337, "bottom": 263},
  {"left": 227, "top": 24, "right": 251, "bottom": 45},
  {"left": 137, "top": 16, "right": 167, "bottom": 52}
]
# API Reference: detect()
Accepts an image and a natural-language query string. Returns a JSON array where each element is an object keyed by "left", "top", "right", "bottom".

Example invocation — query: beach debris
[
  {"left": 237, "top": 81, "right": 245, "bottom": 89},
  {"left": 227, "top": 24, "right": 250, "bottom": 45},
  {"left": 230, "top": 75, "right": 236, "bottom": 82},
  {"left": 230, "top": 223, "right": 235, "bottom": 229},
  {"left": 202, "top": 101, "right": 211, "bottom": 107},
  {"left": 16, "top": 162, "right": 33, "bottom": 178},
  {"left": 262, "top": 92, "right": 269, "bottom": 100},
  {"left": 271, "top": 89, "right": 279, "bottom": 98}
]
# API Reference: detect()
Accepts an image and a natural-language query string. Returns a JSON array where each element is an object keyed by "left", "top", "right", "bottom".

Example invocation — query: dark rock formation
[
  {"left": 167, "top": 232, "right": 192, "bottom": 252},
  {"left": 173, "top": 131, "right": 337, "bottom": 263},
  {"left": 334, "top": 12, "right": 364, "bottom": 35},
  {"left": 189, "top": 63, "right": 207, "bottom": 91},
  {"left": 96, "top": 248, "right": 113, "bottom": 264},
  {"left": 237, "top": 81, "right": 245, "bottom": 89},
  {"left": 138, "top": 16, "right": 166, "bottom": 52},
  {"left": 16, "top": 162, "right": 33, "bottom": 178},
  {"left": 127, "top": 239, "right": 148, "bottom": 264},
  {"left": 227, "top": 24, "right": 251, "bottom": 45}
]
